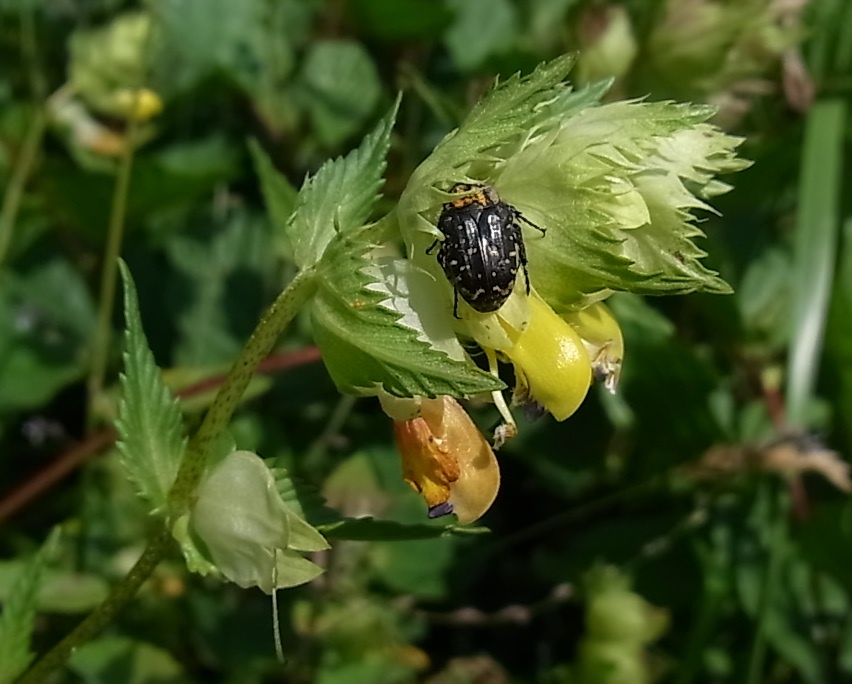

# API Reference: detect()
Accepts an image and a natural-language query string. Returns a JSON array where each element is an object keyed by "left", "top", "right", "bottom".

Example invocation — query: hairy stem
[
  {"left": 168, "top": 268, "right": 317, "bottom": 510},
  {"left": 20, "top": 270, "right": 316, "bottom": 680}
]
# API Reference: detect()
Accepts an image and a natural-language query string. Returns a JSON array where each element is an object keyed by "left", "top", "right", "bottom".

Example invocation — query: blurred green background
[{"left": 1, "top": 0, "right": 852, "bottom": 682}]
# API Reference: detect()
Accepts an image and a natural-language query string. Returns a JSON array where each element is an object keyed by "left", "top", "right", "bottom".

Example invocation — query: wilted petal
[{"left": 394, "top": 396, "right": 499, "bottom": 524}]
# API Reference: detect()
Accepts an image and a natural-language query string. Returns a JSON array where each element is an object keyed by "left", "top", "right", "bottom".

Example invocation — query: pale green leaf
[
  {"left": 496, "top": 99, "right": 746, "bottom": 307},
  {"left": 117, "top": 261, "right": 186, "bottom": 513},
  {"left": 311, "top": 228, "right": 505, "bottom": 397},
  {"left": 0, "top": 529, "right": 59, "bottom": 684},
  {"left": 284, "top": 514, "right": 330, "bottom": 553},
  {"left": 274, "top": 550, "right": 324, "bottom": 589},
  {"left": 287, "top": 98, "right": 399, "bottom": 268},
  {"left": 400, "top": 54, "right": 576, "bottom": 223}
]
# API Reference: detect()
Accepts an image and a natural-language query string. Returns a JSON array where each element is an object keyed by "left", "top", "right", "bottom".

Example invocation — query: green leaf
[
  {"left": 165, "top": 209, "right": 276, "bottom": 366},
  {"left": 402, "top": 54, "right": 576, "bottom": 206},
  {"left": 274, "top": 549, "right": 325, "bottom": 589},
  {"left": 320, "top": 517, "right": 488, "bottom": 541},
  {"left": 0, "top": 563, "right": 108, "bottom": 614},
  {"left": 249, "top": 139, "right": 298, "bottom": 259},
  {"left": 786, "top": 99, "right": 846, "bottom": 426},
  {"left": 0, "top": 529, "right": 59, "bottom": 684},
  {"left": 444, "top": 0, "right": 518, "bottom": 71},
  {"left": 117, "top": 261, "right": 186, "bottom": 513},
  {"left": 498, "top": 100, "right": 747, "bottom": 307},
  {"left": 68, "top": 636, "right": 184, "bottom": 684},
  {"left": 311, "top": 230, "right": 505, "bottom": 397},
  {"left": 0, "top": 256, "right": 96, "bottom": 411},
  {"left": 298, "top": 40, "right": 382, "bottom": 146},
  {"left": 287, "top": 98, "right": 399, "bottom": 268}
]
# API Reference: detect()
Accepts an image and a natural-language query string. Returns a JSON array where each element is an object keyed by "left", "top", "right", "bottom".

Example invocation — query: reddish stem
[{"left": 0, "top": 346, "right": 322, "bottom": 524}]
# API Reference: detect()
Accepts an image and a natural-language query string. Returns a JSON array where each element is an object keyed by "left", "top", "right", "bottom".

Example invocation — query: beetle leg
[
  {"left": 516, "top": 210, "right": 546, "bottom": 236},
  {"left": 523, "top": 261, "right": 531, "bottom": 295},
  {"left": 453, "top": 290, "right": 461, "bottom": 319},
  {"left": 426, "top": 238, "right": 440, "bottom": 254}
]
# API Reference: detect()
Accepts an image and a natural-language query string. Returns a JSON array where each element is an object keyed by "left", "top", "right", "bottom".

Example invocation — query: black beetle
[{"left": 427, "top": 183, "right": 545, "bottom": 318}]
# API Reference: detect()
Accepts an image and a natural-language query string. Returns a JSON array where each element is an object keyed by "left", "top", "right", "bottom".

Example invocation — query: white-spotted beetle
[{"left": 428, "top": 183, "right": 545, "bottom": 318}]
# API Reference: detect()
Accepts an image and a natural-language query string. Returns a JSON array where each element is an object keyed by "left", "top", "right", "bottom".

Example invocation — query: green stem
[
  {"left": 20, "top": 270, "right": 317, "bottom": 680},
  {"left": 15, "top": 525, "right": 173, "bottom": 684},
  {"left": 168, "top": 268, "right": 317, "bottom": 510},
  {"left": 87, "top": 129, "right": 139, "bottom": 423},
  {"left": 0, "top": 107, "right": 45, "bottom": 270}
]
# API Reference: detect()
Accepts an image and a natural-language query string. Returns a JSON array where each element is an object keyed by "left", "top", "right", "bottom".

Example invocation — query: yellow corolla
[
  {"left": 494, "top": 293, "right": 593, "bottom": 421},
  {"left": 392, "top": 396, "right": 499, "bottom": 524}
]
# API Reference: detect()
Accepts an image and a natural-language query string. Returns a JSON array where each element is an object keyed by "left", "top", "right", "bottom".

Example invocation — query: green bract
[
  {"left": 186, "top": 450, "right": 328, "bottom": 593},
  {"left": 398, "top": 56, "right": 750, "bottom": 312},
  {"left": 258, "top": 55, "right": 748, "bottom": 399}
]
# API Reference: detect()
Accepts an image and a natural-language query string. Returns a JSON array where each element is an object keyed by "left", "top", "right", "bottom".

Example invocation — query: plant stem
[
  {"left": 16, "top": 525, "right": 173, "bottom": 684},
  {"left": 0, "top": 7, "right": 47, "bottom": 271},
  {"left": 19, "top": 271, "right": 317, "bottom": 679},
  {"left": 0, "top": 108, "right": 45, "bottom": 270},
  {"left": 87, "top": 128, "right": 139, "bottom": 423},
  {"left": 168, "top": 268, "right": 317, "bottom": 510}
]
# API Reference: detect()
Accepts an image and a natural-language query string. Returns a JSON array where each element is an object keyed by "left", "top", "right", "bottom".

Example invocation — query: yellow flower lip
[
  {"left": 393, "top": 396, "right": 499, "bottom": 524},
  {"left": 498, "top": 292, "right": 593, "bottom": 422}
]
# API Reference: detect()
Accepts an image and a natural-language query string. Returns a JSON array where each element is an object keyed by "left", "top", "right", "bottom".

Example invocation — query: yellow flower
[
  {"left": 392, "top": 396, "right": 499, "bottom": 524},
  {"left": 561, "top": 300, "right": 624, "bottom": 394},
  {"left": 111, "top": 88, "right": 164, "bottom": 122},
  {"left": 464, "top": 292, "right": 593, "bottom": 422}
]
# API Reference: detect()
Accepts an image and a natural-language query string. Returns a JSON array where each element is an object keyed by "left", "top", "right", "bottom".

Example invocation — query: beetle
[{"left": 427, "top": 183, "right": 545, "bottom": 318}]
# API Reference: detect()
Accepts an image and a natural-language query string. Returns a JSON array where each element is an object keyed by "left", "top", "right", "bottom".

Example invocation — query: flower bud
[
  {"left": 575, "top": 5, "right": 638, "bottom": 87},
  {"left": 191, "top": 451, "right": 326, "bottom": 593}
]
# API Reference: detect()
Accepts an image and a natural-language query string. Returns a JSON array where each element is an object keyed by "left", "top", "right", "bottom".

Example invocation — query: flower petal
[{"left": 501, "top": 294, "right": 592, "bottom": 421}]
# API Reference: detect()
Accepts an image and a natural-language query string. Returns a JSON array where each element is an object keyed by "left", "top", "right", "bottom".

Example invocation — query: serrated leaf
[
  {"left": 249, "top": 139, "right": 298, "bottom": 259},
  {"left": 319, "top": 517, "right": 489, "bottom": 541},
  {"left": 311, "top": 229, "right": 505, "bottom": 397},
  {"left": 0, "top": 529, "right": 59, "bottom": 684},
  {"left": 286, "top": 98, "right": 399, "bottom": 268},
  {"left": 117, "top": 261, "right": 186, "bottom": 513},
  {"left": 496, "top": 99, "right": 745, "bottom": 307},
  {"left": 273, "top": 460, "right": 339, "bottom": 524},
  {"left": 402, "top": 54, "right": 576, "bottom": 207}
]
